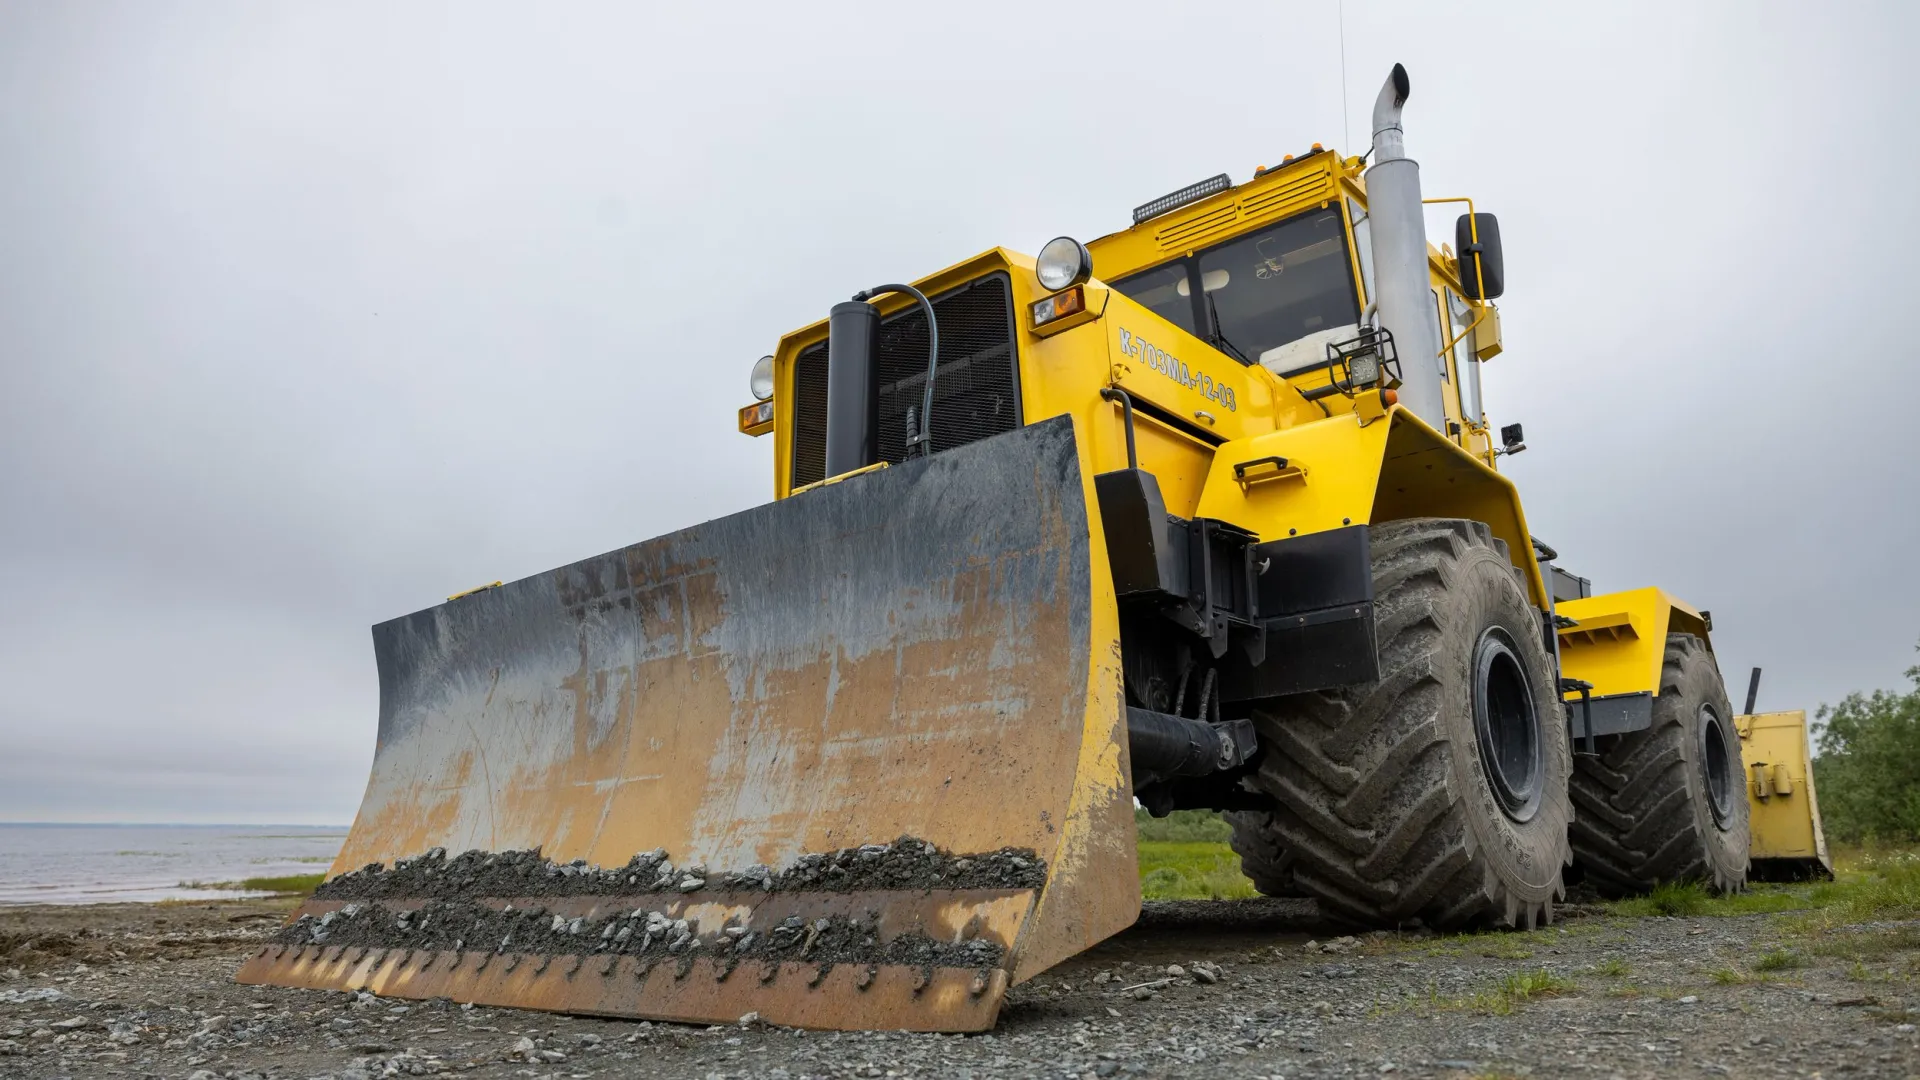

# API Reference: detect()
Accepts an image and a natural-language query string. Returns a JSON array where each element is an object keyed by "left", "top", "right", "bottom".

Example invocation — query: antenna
[{"left": 1338, "top": 0, "right": 1351, "bottom": 153}]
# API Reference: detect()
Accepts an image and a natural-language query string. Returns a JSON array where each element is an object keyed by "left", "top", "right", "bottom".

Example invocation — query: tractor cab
[{"left": 1087, "top": 149, "right": 1511, "bottom": 463}]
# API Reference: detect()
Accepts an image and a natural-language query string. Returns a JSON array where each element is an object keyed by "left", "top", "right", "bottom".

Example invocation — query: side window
[
  {"left": 1431, "top": 290, "right": 1450, "bottom": 383},
  {"left": 1447, "top": 288, "right": 1483, "bottom": 424},
  {"left": 1347, "top": 198, "right": 1374, "bottom": 307},
  {"left": 1110, "top": 263, "right": 1198, "bottom": 336}
]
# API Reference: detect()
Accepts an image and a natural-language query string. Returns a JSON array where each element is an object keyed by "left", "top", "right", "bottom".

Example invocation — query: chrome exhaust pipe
[{"left": 1364, "top": 64, "right": 1447, "bottom": 429}]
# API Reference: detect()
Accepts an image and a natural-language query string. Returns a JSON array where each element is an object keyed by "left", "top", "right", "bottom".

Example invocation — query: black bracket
[
  {"left": 1560, "top": 677, "right": 1597, "bottom": 755},
  {"left": 1233, "top": 455, "right": 1289, "bottom": 482},
  {"left": 1302, "top": 326, "right": 1400, "bottom": 402},
  {"left": 1158, "top": 517, "right": 1264, "bottom": 664}
]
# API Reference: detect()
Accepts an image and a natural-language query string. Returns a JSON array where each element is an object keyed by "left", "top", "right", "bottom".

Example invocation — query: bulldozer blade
[{"left": 238, "top": 415, "right": 1139, "bottom": 1031}]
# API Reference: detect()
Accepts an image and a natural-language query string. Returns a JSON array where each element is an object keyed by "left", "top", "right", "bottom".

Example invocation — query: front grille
[{"left": 789, "top": 273, "right": 1020, "bottom": 489}]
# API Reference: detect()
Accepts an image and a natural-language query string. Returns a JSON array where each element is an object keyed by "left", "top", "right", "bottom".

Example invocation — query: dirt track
[{"left": 2, "top": 897, "right": 1915, "bottom": 1079}]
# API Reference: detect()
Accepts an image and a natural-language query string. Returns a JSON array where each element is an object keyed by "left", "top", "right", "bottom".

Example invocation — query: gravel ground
[{"left": 2, "top": 897, "right": 1915, "bottom": 1079}]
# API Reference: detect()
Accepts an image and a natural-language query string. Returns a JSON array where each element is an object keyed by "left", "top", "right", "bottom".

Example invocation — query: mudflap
[{"left": 236, "top": 416, "right": 1139, "bottom": 1032}]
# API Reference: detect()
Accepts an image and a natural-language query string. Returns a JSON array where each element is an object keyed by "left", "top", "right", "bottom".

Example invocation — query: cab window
[
  {"left": 1108, "top": 263, "right": 1197, "bottom": 336},
  {"left": 1446, "top": 288, "right": 1483, "bottom": 424},
  {"left": 1197, "top": 207, "right": 1359, "bottom": 370},
  {"left": 1107, "top": 206, "right": 1361, "bottom": 369}
]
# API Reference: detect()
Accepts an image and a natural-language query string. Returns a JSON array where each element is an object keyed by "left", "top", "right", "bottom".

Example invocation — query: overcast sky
[{"left": 2, "top": 2, "right": 1915, "bottom": 825}]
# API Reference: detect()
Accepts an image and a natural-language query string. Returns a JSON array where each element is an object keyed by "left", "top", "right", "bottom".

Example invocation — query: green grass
[
  {"left": 1809, "top": 850, "right": 1920, "bottom": 920},
  {"left": 1134, "top": 808, "right": 1234, "bottom": 843},
  {"left": 1707, "top": 958, "right": 1796, "bottom": 987},
  {"left": 1605, "top": 879, "right": 1791, "bottom": 917},
  {"left": 1425, "top": 968, "right": 1577, "bottom": 1015},
  {"left": 1481, "top": 968, "right": 1576, "bottom": 1013},
  {"left": 1604, "top": 879, "right": 1815, "bottom": 918},
  {"left": 177, "top": 873, "right": 325, "bottom": 896},
  {"left": 1595, "top": 847, "right": 1920, "bottom": 928},
  {"left": 1775, "top": 850, "right": 1920, "bottom": 955},
  {"left": 1124, "top": 815, "right": 1920, "bottom": 937},
  {"left": 1138, "top": 841, "right": 1257, "bottom": 900},
  {"left": 1592, "top": 956, "right": 1631, "bottom": 978},
  {"left": 1133, "top": 811, "right": 1256, "bottom": 899},
  {"left": 1795, "top": 923, "right": 1920, "bottom": 961},
  {"left": 240, "top": 873, "right": 326, "bottom": 894},
  {"left": 1751, "top": 948, "right": 1806, "bottom": 972}
]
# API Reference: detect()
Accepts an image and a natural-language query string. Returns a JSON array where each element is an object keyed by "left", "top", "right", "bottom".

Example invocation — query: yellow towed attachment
[
  {"left": 238, "top": 417, "right": 1139, "bottom": 1031},
  {"left": 1737, "top": 708, "right": 1833, "bottom": 881}
]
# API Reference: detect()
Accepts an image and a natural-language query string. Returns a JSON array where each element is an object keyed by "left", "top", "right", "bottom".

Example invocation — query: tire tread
[
  {"left": 1227, "top": 518, "right": 1571, "bottom": 929},
  {"left": 1567, "top": 634, "right": 1750, "bottom": 895}
]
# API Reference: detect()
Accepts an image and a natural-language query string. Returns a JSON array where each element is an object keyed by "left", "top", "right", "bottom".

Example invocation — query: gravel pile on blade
[
  {"left": 312, "top": 836, "right": 1046, "bottom": 902},
  {"left": 274, "top": 899, "right": 1006, "bottom": 973}
]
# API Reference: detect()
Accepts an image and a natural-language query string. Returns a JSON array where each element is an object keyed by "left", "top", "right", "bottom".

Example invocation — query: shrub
[{"left": 1813, "top": 643, "right": 1920, "bottom": 845}]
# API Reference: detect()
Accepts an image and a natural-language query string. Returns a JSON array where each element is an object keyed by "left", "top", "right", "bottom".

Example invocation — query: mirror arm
[{"left": 1422, "top": 195, "right": 1490, "bottom": 302}]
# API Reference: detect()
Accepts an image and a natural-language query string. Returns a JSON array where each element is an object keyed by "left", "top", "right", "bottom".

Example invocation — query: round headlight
[
  {"left": 749, "top": 355, "right": 775, "bottom": 401},
  {"left": 1036, "top": 236, "right": 1092, "bottom": 292}
]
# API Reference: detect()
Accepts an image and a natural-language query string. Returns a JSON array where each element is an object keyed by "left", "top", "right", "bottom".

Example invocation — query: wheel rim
[
  {"left": 1699, "top": 704, "right": 1734, "bottom": 827},
  {"left": 1472, "top": 627, "right": 1543, "bottom": 822}
]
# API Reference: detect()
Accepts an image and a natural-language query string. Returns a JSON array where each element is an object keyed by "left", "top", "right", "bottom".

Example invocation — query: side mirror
[{"left": 1455, "top": 213, "right": 1504, "bottom": 299}]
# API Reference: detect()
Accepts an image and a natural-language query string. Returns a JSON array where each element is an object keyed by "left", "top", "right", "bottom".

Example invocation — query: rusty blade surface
[{"left": 257, "top": 416, "right": 1139, "bottom": 1030}]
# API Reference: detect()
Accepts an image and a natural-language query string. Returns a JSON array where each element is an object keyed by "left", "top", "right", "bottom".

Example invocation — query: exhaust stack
[
  {"left": 825, "top": 299, "right": 881, "bottom": 477},
  {"left": 1364, "top": 64, "right": 1446, "bottom": 429}
]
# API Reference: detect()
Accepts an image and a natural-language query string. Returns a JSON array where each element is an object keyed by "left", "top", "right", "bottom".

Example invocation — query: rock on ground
[{"left": 0, "top": 897, "right": 1915, "bottom": 1078}]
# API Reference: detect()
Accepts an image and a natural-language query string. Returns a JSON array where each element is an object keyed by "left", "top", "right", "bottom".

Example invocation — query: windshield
[
  {"left": 1109, "top": 263, "right": 1197, "bottom": 335},
  {"left": 1198, "top": 207, "right": 1359, "bottom": 370},
  {"left": 1107, "top": 206, "right": 1360, "bottom": 371}
]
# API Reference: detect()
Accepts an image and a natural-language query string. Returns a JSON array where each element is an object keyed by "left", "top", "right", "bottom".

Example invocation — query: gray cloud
[{"left": 2, "top": 1, "right": 1914, "bottom": 823}]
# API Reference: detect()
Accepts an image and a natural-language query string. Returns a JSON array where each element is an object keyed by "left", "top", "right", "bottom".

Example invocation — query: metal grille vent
[
  {"left": 1238, "top": 170, "right": 1332, "bottom": 220},
  {"left": 790, "top": 339, "right": 832, "bottom": 490},
  {"left": 789, "top": 273, "right": 1019, "bottom": 489},
  {"left": 1152, "top": 170, "right": 1335, "bottom": 253}
]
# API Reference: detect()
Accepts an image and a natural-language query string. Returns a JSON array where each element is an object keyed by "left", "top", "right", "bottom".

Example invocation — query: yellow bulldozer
[{"left": 240, "top": 65, "right": 1829, "bottom": 1031}]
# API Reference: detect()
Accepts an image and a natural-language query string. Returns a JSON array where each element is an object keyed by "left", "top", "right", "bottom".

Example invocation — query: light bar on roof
[{"left": 1131, "top": 173, "right": 1232, "bottom": 225}]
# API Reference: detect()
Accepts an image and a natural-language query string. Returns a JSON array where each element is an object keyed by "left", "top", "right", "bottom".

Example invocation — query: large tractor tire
[
  {"left": 1568, "top": 634, "right": 1750, "bottom": 896},
  {"left": 1223, "top": 809, "right": 1305, "bottom": 897},
  {"left": 1227, "top": 518, "right": 1572, "bottom": 929}
]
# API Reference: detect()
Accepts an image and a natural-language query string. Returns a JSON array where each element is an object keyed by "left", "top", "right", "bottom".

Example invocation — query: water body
[{"left": 0, "top": 823, "right": 347, "bottom": 905}]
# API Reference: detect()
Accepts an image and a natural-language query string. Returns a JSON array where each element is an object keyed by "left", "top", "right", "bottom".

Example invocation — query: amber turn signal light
[
  {"left": 738, "top": 400, "right": 774, "bottom": 435},
  {"left": 1030, "top": 286, "right": 1086, "bottom": 328}
]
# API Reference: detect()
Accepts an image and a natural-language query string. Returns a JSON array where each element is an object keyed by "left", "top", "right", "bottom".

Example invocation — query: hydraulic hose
[{"left": 853, "top": 283, "right": 939, "bottom": 458}]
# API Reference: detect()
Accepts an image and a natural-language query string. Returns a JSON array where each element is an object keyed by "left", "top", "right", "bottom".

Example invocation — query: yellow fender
[
  {"left": 1556, "top": 587, "right": 1711, "bottom": 699},
  {"left": 1190, "top": 404, "right": 1549, "bottom": 605}
]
